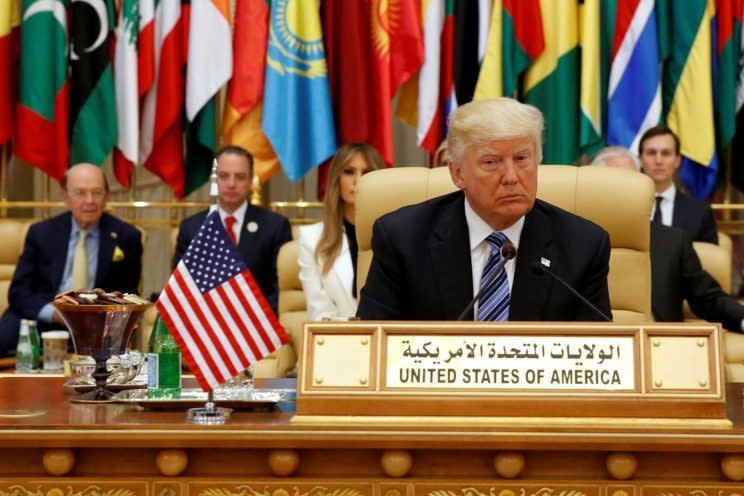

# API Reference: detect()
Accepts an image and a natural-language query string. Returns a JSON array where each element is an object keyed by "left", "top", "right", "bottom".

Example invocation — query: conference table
[{"left": 1, "top": 375, "right": 744, "bottom": 495}]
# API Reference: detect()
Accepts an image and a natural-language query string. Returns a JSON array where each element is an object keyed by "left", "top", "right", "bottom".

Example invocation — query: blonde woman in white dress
[{"left": 298, "top": 143, "right": 384, "bottom": 320}]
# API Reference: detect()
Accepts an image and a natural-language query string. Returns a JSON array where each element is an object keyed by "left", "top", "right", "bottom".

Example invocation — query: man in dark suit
[
  {"left": 593, "top": 146, "right": 744, "bottom": 332},
  {"left": 173, "top": 146, "right": 292, "bottom": 314},
  {"left": 638, "top": 125, "right": 718, "bottom": 243},
  {"left": 0, "top": 163, "right": 143, "bottom": 357},
  {"left": 357, "top": 98, "right": 612, "bottom": 321}
]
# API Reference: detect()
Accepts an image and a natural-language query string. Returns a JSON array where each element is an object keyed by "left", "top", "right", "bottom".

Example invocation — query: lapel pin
[
  {"left": 110, "top": 232, "right": 118, "bottom": 239},
  {"left": 540, "top": 257, "right": 550, "bottom": 268},
  {"left": 247, "top": 221, "right": 259, "bottom": 233}
]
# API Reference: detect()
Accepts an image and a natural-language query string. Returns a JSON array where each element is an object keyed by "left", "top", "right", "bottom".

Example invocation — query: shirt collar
[
  {"left": 464, "top": 198, "right": 525, "bottom": 251},
  {"left": 658, "top": 183, "right": 676, "bottom": 202},
  {"left": 217, "top": 201, "right": 248, "bottom": 227},
  {"left": 70, "top": 217, "right": 100, "bottom": 238}
]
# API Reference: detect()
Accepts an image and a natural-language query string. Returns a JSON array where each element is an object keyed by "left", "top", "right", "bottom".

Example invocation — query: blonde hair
[
  {"left": 315, "top": 143, "right": 384, "bottom": 275},
  {"left": 447, "top": 98, "right": 544, "bottom": 163}
]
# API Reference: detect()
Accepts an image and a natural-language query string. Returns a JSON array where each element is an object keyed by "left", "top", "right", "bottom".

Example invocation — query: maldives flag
[
  {"left": 0, "top": 0, "right": 20, "bottom": 145},
  {"left": 15, "top": 0, "right": 69, "bottom": 181},
  {"left": 139, "top": 0, "right": 185, "bottom": 197}
]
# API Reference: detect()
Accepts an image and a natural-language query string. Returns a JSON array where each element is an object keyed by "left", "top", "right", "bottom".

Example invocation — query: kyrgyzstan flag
[
  {"left": 318, "top": 0, "right": 423, "bottom": 196},
  {"left": 15, "top": 0, "right": 69, "bottom": 182}
]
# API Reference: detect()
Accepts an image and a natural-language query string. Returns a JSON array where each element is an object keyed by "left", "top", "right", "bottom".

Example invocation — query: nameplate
[
  {"left": 295, "top": 322, "right": 727, "bottom": 420},
  {"left": 387, "top": 335, "right": 635, "bottom": 390}
]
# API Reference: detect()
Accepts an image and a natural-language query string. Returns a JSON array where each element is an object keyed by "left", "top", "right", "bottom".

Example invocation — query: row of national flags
[{"left": 1, "top": 0, "right": 744, "bottom": 199}]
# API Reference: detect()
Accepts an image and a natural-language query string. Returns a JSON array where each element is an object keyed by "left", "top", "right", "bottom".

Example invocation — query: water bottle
[
  {"left": 147, "top": 314, "right": 182, "bottom": 398},
  {"left": 27, "top": 320, "right": 40, "bottom": 370},
  {"left": 15, "top": 320, "right": 34, "bottom": 372}
]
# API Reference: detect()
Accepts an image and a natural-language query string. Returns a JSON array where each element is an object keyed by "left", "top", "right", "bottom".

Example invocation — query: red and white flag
[{"left": 156, "top": 210, "right": 288, "bottom": 391}]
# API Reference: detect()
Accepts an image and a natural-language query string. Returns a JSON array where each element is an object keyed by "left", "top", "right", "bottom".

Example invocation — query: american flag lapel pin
[
  {"left": 540, "top": 257, "right": 550, "bottom": 268},
  {"left": 247, "top": 221, "right": 258, "bottom": 233}
]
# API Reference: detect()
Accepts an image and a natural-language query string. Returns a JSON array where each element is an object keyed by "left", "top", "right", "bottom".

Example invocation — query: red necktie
[{"left": 225, "top": 216, "right": 237, "bottom": 245}]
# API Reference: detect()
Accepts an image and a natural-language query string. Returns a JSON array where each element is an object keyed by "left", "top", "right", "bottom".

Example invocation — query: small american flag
[{"left": 156, "top": 211, "right": 288, "bottom": 391}]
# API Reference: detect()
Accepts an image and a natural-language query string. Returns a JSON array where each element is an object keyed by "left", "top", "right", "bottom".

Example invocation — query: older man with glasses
[{"left": 0, "top": 163, "right": 143, "bottom": 357}]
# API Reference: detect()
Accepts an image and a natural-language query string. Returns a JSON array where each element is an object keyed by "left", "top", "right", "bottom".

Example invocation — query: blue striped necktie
[{"left": 477, "top": 232, "right": 511, "bottom": 321}]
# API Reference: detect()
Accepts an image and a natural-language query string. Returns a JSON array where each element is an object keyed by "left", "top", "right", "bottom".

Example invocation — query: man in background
[
  {"left": 357, "top": 98, "right": 612, "bottom": 321},
  {"left": 592, "top": 147, "right": 744, "bottom": 331},
  {"left": 0, "top": 163, "right": 143, "bottom": 357},
  {"left": 638, "top": 125, "right": 718, "bottom": 243},
  {"left": 173, "top": 146, "right": 292, "bottom": 314}
]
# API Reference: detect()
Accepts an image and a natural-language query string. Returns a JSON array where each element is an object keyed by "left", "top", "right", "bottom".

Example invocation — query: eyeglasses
[{"left": 69, "top": 189, "right": 106, "bottom": 200}]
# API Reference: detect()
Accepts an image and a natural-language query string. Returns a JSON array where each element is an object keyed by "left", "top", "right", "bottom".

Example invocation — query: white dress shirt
[
  {"left": 464, "top": 199, "right": 525, "bottom": 316},
  {"left": 215, "top": 201, "right": 247, "bottom": 245},
  {"left": 651, "top": 184, "right": 676, "bottom": 226}
]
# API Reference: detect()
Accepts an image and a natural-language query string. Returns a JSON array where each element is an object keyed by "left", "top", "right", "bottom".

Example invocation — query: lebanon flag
[
  {"left": 15, "top": 0, "right": 69, "bottom": 181},
  {"left": 138, "top": 0, "right": 154, "bottom": 97},
  {"left": 184, "top": 0, "right": 231, "bottom": 197},
  {"left": 113, "top": 0, "right": 139, "bottom": 187},
  {"left": 139, "top": 0, "right": 185, "bottom": 197},
  {"left": 0, "top": 0, "right": 20, "bottom": 145}
]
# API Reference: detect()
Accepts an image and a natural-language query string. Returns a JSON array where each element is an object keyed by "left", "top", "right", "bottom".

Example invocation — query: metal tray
[
  {"left": 112, "top": 388, "right": 287, "bottom": 410},
  {"left": 63, "top": 380, "right": 147, "bottom": 394}
]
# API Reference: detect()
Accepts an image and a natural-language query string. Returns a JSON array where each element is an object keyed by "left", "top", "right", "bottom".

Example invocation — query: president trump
[{"left": 356, "top": 98, "right": 612, "bottom": 321}]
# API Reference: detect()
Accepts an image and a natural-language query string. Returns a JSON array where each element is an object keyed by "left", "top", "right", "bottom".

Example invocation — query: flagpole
[
  {"left": 186, "top": 157, "right": 232, "bottom": 425},
  {"left": 296, "top": 179, "right": 305, "bottom": 220},
  {"left": 0, "top": 143, "right": 8, "bottom": 218},
  {"left": 723, "top": 144, "right": 732, "bottom": 223}
]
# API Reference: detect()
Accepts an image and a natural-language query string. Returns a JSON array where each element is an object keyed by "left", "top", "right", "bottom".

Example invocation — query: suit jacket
[
  {"left": 356, "top": 191, "right": 612, "bottom": 321},
  {"left": 173, "top": 205, "right": 292, "bottom": 314},
  {"left": 651, "top": 223, "right": 744, "bottom": 330},
  {"left": 672, "top": 191, "right": 718, "bottom": 244},
  {"left": 8, "top": 212, "right": 143, "bottom": 320},
  {"left": 297, "top": 222, "right": 357, "bottom": 320}
]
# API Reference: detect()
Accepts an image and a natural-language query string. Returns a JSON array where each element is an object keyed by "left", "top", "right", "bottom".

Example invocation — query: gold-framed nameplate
[{"left": 294, "top": 322, "right": 729, "bottom": 426}]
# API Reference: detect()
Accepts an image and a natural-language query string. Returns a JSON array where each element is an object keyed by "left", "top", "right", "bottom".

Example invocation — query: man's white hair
[
  {"left": 447, "top": 98, "right": 544, "bottom": 164},
  {"left": 591, "top": 146, "right": 641, "bottom": 171}
]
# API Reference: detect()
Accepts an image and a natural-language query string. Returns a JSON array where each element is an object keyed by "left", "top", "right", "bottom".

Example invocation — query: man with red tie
[{"left": 173, "top": 146, "right": 292, "bottom": 314}]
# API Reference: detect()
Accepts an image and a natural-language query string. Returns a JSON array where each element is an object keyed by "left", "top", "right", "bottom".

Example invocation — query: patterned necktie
[
  {"left": 652, "top": 196, "right": 663, "bottom": 224},
  {"left": 225, "top": 216, "right": 237, "bottom": 245},
  {"left": 477, "top": 232, "right": 511, "bottom": 321},
  {"left": 70, "top": 229, "right": 88, "bottom": 290}
]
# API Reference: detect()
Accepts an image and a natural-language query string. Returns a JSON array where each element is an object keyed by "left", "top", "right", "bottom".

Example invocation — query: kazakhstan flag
[{"left": 262, "top": 0, "right": 337, "bottom": 183}]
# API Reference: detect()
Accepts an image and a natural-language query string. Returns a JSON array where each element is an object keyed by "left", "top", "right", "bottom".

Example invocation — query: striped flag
[
  {"left": 524, "top": 0, "right": 580, "bottom": 164},
  {"left": 184, "top": 0, "right": 232, "bottom": 197},
  {"left": 138, "top": 0, "right": 154, "bottom": 97},
  {"left": 663, "top": 0, "right": 718, "bottom": 198},
  {"left": 0, "top": 0, "right": 20, "bottom": 145},
  {"left": 579, "top": 0, "right": 604, "bottom": 155},
  {"left": 156, "top": 211, "right": 288, "bottom": 391},
  {"left": 607, "top": 0, "right": 661, "bottom": 154}
]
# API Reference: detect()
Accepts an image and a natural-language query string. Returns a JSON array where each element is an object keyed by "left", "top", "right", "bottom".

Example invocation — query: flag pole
[
  {"left": 0, "top": 143, "right": 8, "bottom": 218},
  {"left": 723, "top": 144, "right": 732, "bottom": 223},
  {"left": 186, "top": 157, "right": 232, "bottom": 425}
]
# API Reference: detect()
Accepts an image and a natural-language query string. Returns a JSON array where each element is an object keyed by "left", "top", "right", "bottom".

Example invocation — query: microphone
[
  {"left": 531, "top": 260, "right": 612, "bottom": 322},
  {"left": 457, "top": 242, "right": 518, "bottom": 321}
]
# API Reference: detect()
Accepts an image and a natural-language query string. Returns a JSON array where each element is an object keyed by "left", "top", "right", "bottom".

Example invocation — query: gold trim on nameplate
[{"left": 290, "top": 415, "right": 733, "bottom": 429}]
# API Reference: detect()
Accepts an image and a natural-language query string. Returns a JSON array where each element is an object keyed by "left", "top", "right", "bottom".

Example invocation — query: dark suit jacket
[
  {"left": 651, "top": 223, "right": 744, "bottom": 331},
  {"left": 173, "top": 205, "right": 292, "bottom": 314},
  {"left": 672, "top": 191, "right": 718, "bottom": 244},
  {"left": 0, "top": 212, "right": 143, "bottom": 356},
  {"left": 357, "top": 191, "right": 612, "bottom": 321}
]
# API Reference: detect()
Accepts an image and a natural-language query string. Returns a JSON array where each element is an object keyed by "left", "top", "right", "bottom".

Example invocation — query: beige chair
[
  {"left": 0, "top": 221, "right": 31, "bottom": 314},
  {"left": 355, "top": 166, "right": 655, "bottom": 321}
]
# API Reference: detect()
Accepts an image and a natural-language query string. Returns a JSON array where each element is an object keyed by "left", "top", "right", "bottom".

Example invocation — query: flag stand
[{"left": 185, "top": 157, "right": 233, "bottom": 425}]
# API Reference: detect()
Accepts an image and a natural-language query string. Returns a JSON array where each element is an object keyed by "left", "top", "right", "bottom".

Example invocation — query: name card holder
[{"left": 293, "top": 322, "right": 730, "bottom": 427}]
